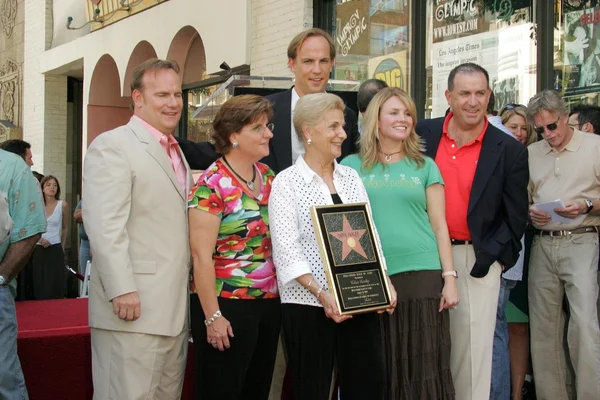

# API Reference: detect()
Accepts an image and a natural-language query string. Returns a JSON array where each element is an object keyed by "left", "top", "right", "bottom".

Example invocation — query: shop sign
[
  {"left": 336, "top": 9, "right": 368, "bottom": 56},
  {"left": 432, "top": 0, "right": 488, "bottom": 43},
  {"left": 368, "top": 51, "right": 407, "bottom": 89}
]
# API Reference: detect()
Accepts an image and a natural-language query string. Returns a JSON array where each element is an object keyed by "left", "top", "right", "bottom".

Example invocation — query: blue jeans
[
  {"left": 490, "top": 277, "right": 517, "bottom": 400},
  {"left": 0, "top": 285, "right": 29, "bottom": 400},
  {"left": 79, "top": 239, "right": 91, "bottom": 275}
]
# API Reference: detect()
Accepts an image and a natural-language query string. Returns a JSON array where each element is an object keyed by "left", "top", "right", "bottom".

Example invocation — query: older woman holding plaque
[
  {"left": 341, "top": 88, "right": 458, "bottom": 399},
  {"left": 269, "top": 92, "right": 396, "bottom": 400},
  {"left": 188, "top": 95, "right": 280, "bottom": 399}
]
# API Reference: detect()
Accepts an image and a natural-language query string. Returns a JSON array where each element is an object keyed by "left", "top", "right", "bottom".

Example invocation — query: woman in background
[
  {"left": 342, "top": 87, "right": 458, "bottom": 399},
  {"left": 32, "top": 175, "right": 69, "bottom": 299},
  {"left": 496, "top": 103, "right": 537, "bottom": 399}
]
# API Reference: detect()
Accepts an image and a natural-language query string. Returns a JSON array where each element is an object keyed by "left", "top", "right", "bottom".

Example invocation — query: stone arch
[
  {"left": 87, "top": 54, "right": 131, "bottom": 145},
  {"left": 123, "top": 40, "right": 159, "bottom": 97},
  {"left": 167, "top": 26, "right": 206, "bottom": 85}
]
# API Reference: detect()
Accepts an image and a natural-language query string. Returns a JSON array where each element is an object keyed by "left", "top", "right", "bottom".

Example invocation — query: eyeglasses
[
  {"left": 251, "top": 123, "right": 275, "bottom": 135},
  {"left": 500, "top": 103, "right": 526, "bottom": 115},
  {"left": 533, "top": 117, "right": 561, "bottom": 134}
]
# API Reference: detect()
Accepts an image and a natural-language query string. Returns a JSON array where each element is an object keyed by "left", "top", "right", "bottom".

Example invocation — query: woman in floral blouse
[{"left": 187, "top": 95, "right": 279, "bottom": 399}]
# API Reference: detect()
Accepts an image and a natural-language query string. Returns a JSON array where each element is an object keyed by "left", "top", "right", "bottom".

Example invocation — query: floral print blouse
[{"left": 188, "top": 159, "right": 279, "bottom": 299}]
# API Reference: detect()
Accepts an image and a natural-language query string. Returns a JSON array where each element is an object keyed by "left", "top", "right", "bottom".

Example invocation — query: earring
[
  {"left": 307, "top": 138, "right": 312, "bottom": 145},
  {"left": 232, "top": 142, "right": 238, "bottom": 148}
]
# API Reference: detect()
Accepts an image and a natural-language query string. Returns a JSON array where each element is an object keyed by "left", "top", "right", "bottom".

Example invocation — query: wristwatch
[
  {"left": 584, "top": 199, "right": 594, "bottom": 214},
  {"left": 0, "top": 275, "right": 7, "bottom": 286}
]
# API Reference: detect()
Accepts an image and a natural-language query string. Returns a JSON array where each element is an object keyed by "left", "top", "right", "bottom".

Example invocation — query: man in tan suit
[{"left": 83, "top": 59, "right": 193, "bottom": 400}]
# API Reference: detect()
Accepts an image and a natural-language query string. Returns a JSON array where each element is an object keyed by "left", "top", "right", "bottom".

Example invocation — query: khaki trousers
[
  {"left": 529, "top": 233, "right": 600, "bottom": 400},
  {"left": 450, "top": 244, "right": 501, "bottom": 400},
  {"left": 91, "top": 327, "right": 188, "bottom": 400}
]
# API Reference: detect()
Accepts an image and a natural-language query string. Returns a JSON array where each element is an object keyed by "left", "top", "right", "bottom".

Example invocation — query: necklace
[
  {"left": 378, "top": 150, "right": 403, "bottom": 162},
  {"left": 222, "top": 155, "right": 257, "bottom": 191}
]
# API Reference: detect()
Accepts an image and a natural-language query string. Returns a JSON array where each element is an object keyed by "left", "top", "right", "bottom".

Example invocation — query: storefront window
[
  {"left": 333, "top": 0, "right": 411, "bottom": 89},
  {"left": 555, "top": 0, "right": 600, "bottom": 109},
  {"left": 186, "top": 85, "right": 227, "bottom": 142},
  {"left": 425, "top": 0, "right": 537, "bottom": 118}
]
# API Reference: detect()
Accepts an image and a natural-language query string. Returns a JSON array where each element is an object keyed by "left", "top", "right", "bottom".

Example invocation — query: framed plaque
[{"left": 311, "top": 202, "right": 391, "bottom": 315}]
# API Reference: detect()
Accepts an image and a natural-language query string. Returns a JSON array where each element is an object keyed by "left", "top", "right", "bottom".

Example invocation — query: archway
[
  {"left": 123, "top": 40, "right": 159, "bottom": 97},
  {"left": 87, "top": 54, "right": 130, "bottom": 145},
  {"left": 167, "top": 26, "right": 206, "bottom": 85}
]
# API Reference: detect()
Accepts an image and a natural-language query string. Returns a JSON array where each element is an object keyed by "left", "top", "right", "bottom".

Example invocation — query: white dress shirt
[
  {"left": 269, "top": 156, "right": 387, "bottom": 307},
  {"left": 290, "top": 87, "right": 305, "bottom": 164}
]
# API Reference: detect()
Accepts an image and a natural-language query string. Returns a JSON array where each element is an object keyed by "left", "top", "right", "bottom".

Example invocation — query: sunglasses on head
[
  {"left": 500, "top": 103, "right": 526, "bottom": 115},
  {"left": 533, "top": 117, "right": 561, "bottom": 135}
]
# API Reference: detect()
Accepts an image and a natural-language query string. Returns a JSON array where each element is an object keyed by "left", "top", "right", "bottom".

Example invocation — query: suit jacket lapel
[
  {"left": 270, "top": 90, "right": 293, "bottom": 170},
  {"left": 128, "top": 118, "right": 185, "bottom": 200},
  {"left": 468, "top": 128, "right": 502, "bottom": 214}
]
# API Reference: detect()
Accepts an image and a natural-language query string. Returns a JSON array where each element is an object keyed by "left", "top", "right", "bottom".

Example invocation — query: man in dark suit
[
  {"left": 415, "top": 63, "right": 529, "bottom": 400},
  {"left": 178, "top": 28, "right": 359, "bottom": 174}
]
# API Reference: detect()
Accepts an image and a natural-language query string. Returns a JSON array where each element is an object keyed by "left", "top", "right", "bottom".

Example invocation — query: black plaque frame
[{"left": 311, "top": 202, "right": 391, "bottom": 315}]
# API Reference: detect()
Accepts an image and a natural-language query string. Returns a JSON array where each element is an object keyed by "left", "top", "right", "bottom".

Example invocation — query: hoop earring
[
  {"left": 232, "top": 142, "right": 238, "bottom": 149},
  {"left": 307, "top": 138, "right": 312, "bottom": 145}
]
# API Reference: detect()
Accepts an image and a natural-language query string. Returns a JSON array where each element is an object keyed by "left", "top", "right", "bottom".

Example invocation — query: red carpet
[{"left": 16, "top": 298, "right": 194, "bottom": 400}]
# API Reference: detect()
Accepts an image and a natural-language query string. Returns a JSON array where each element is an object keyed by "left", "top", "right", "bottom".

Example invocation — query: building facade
[{"left": 4, "top": 0, "right": 596, "bottom": 268}]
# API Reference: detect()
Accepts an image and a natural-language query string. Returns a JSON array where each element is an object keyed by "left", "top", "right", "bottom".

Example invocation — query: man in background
[
  {"left": 357, "top": 78, "right": 388, "bottom": 116},
  {"left": 1, "top": 139, "right": 34, "bottom": 167},
  {"left": 0, "top": 149, "right": 46, "bottom": 399},
  {"left": 178, "top": 28, "right": 360, "bottom": 174},
  {"left": 568, "top": 104, "right": 600, "bottom": 134}
]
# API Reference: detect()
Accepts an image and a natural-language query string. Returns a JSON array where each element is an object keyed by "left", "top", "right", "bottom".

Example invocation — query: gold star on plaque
[{"left": 330, "top": 215, "right": 368, "bottom": 261}]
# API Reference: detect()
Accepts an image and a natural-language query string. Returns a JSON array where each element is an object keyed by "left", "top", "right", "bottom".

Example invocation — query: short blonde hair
[
  {"left": 360, "top": 88, "right": 425, "bottom": 172},
  {"left": 293, "top": 93, "right": 345, "bottom": 142},
  {"left": 500, "top": 105, "right": 537, "bottom": 146}
]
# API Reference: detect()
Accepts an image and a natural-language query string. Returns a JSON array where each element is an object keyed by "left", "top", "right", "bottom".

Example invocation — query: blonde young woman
[
  {"left": 341, "top": 87, "right": 458, "bottom": 399},
  {"left": 500, "top": 104, "right": 537, "bottom": 146}
]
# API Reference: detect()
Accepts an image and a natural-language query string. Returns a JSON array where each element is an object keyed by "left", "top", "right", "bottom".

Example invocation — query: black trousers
[
  {"left": 190, "top": 295, "right": 281, "bottom": 400},
  {"left": 32, "top": 244, "right": 65, "bottom": 300},
  {"left": 281, "top": 303, "right": 385, "bottom": 400}
]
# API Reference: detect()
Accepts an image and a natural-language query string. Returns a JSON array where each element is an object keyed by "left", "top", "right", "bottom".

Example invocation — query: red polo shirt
[{"left": 435, "top": 112, "right": 488, "bottom": 240}]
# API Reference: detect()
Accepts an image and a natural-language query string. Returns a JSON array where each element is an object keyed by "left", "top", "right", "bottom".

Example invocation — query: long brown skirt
[{"left": 382, "top": 270, "right": 455, "bottom": 400}]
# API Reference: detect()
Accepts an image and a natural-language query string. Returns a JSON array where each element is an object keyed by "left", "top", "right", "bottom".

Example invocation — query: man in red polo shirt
[{"left": 416, "top": 63, "right": 529, "bottom": 400}]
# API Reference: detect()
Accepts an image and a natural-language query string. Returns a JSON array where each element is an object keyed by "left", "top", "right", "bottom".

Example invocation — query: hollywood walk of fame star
[{"left": 329, "top": 215, "right": 368, "bottom": 261}]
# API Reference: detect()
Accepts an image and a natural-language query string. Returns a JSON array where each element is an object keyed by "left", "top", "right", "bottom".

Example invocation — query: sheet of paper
[{"left": 533, "top": 199, "right": 586, "bottom": 225}]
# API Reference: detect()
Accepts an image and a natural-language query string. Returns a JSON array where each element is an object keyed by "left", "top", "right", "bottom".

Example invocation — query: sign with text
[{"left": 311, "top": 203, "right": 391, "bottom": 315}]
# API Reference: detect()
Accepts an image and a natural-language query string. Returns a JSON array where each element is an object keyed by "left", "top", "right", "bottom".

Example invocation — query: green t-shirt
[{"left": 341, "top": 154, "right": 444, "bottom": 276}]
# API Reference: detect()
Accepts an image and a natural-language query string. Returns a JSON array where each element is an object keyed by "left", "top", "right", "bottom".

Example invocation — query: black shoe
[{"left": 522, "top": 380, "right": 536, "bottom": 399}]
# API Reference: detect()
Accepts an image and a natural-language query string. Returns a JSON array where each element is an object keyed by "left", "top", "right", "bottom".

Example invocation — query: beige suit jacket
[{"left": 83, "top": 117, "right": 193, "bottom": 337}]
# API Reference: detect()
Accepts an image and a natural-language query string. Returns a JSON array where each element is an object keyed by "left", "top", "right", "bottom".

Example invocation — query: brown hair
[
  {"left": 212, "top": 95, "right": 274, "bottom": 154},
  {"left": 287, "top": 28, "right": 336, "bottom": 60},
  {"left": 40, "top": 175, "right": 61, "bottom": 204},
  {"left": 130, "top": 59, "right": 180, "bottom": 109},
  {"left": 360, "top": 88, "right": 425, "bottom": 172}
]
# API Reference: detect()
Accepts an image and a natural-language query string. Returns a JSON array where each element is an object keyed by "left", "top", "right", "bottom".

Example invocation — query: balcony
[{"left": 84, "top": 0, "right": 169, "bottom": 31}]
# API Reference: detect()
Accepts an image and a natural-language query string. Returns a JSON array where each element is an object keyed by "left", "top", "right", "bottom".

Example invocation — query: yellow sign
[{"left": 367, "top": 51, "right": 408, "bottom": 89}]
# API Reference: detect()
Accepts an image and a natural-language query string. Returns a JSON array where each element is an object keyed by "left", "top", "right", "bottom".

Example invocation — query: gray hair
[
  {"left": 526, "top": 90, "right": 567, "bottom": 124},
  {"left": 293, "top": 93, "right": 345, "bottom": 141}
]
